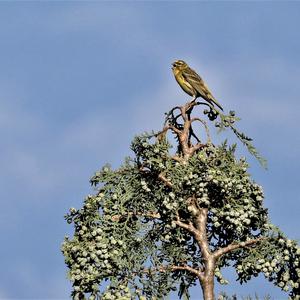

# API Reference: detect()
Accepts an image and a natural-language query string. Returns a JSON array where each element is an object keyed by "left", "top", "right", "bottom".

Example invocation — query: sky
[{"left": 0, "top": 2, "right": 299, "bottom": 299}]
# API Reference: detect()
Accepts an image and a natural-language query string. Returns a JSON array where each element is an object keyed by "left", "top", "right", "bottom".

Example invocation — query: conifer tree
[{"left": 62, "top": 100, "right": 299, "bottom": 300}]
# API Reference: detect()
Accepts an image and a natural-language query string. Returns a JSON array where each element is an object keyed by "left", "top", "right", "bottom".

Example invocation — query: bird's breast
[{"left": 175, "top": 74, "right": 195, "bottom": 96}]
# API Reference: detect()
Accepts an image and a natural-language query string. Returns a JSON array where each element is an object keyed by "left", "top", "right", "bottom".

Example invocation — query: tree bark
[
  {"left": 200, "top": 257, "right": 215, "bottom": 300},
  {"left": 201, "top": 277, "right": 215, "bottom": 300}
]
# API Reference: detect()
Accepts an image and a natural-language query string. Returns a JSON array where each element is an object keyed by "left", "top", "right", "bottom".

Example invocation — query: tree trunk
[
  {"left": 200, "top": 275, "right": 215, "bottom": 300},
  {"left": 200, "top": 258, "right": 215, "bottom": 300}
]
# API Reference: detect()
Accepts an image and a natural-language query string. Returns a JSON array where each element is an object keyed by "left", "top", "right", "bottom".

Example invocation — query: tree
[{"left": 62, "top": 100, "right": 300, "bottom": 300}]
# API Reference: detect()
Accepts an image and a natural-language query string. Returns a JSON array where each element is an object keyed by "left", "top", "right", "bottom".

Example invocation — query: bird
[{"left": 172, "top": 60, "right": 223, "bottom": 111}]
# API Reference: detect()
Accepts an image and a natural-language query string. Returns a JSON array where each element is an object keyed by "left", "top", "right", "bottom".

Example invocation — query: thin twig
[
  {"left": 191, "top": 118, "right": 211, "bottom": 143},
  {"left": 111, "top": 212, "right": 161, "bottom": 222}
]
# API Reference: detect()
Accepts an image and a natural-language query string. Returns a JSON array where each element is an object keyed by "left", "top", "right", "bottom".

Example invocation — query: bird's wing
[
  {"left": 182, "top": 67, "right": 223, "bottom": 111},
  {"left": 181, "top": 68, "right": 213, "bottom": 100}
]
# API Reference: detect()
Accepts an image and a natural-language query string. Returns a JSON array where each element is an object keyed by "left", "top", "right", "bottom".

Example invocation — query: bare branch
[
  {"left": 191, "top": 143, "right": 207, "bottom": 153},
  {"left": 158, "top": 173, "right": 173, "bottom": 188},
  {"left": 162, "top": 101, "right": 212, "bottom": 159},
  {"left": 191, "top": 117, "right": 211, "bottom": 143},
  {"left": 213, "top": 237, "right": 266, "bottom": 259},
  {"left": 156, "top": 125, "right": 181, "bottom": 138},
  {"left": 174, "top": 216, "right": 196, "bottom": 234},
  {"left": 189, "top": 125, "right": 201, "bottom": 144},
  {"left": 174, "top": 213, "right": 198, "bottom": 235},
  {"left": 171, "top": 155, "right": 183, "bottom": 163},
  {"left": 171, "top": 265, "right": 204, "bottom": 279},
  {"left": 164, "top": 106, "right": 181, "bottom": 125}
]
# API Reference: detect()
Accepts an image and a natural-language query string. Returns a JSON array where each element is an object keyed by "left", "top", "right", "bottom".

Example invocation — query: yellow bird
[{"left": 172, "top": 60, "right": 223, "bottom": 111}]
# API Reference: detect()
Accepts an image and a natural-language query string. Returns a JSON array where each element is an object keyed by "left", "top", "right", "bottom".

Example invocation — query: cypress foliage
[{"left": 62, "top": 101, "right": 299, "bottom": 300}]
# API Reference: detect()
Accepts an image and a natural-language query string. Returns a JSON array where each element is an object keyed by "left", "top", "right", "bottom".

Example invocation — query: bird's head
[{"left": 172, "top": 60, "right": 188, "bottom": 70}]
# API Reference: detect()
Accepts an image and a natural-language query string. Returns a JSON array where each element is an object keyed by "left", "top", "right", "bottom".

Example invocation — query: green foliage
[
  {"left": 215, "top": 110, "right": 267, "bottom": 169},
  {"left": 62, "top": 105, "right": 298, "bottom": 299},
  {"left": 217, "top": 292, "right": 271, "bottom": 300},
  {"left": 234, "top": 228, "right": 300, "bottom": 299}
]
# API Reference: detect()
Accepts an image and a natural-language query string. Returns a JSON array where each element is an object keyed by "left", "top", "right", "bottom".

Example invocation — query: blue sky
[{"left": 0, "top": 2, "right": 299, "bottom": 299}]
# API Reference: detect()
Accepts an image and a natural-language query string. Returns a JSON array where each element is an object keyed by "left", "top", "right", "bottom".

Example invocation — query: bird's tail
[{"left": 209, "top": 96, "right": 223, "bottom": 111}]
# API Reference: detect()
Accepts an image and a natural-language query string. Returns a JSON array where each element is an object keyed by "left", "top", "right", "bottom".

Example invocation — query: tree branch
[
  {"left": 141, "top": 264, "right": 204, "bottom": 280},
  {"left": 191, "top": 143, "right": 207, "bottom": 153},
  {"left": 213, "top": 237, "right": 266, "bottom": 259},
  {"left": 174, "top": 212, "right": 199, "bottom": 235},
  {"left": 111, "top": 212, "right": 161, "bottom": 222},
  {"left": 193, "top": 208, "right": 212, "bottom": 260},
  {"left": 190, "top": 117, "right": 211, "bottom": 143},
  {"left": 171, "top": 155, "right": 183, "bottom": 162},
  {"left": 158, "top": 173, "right": 173, "bottom": 188},
  {"left": 161, "top": 125, "right": 182, "bottom": 136},
  {"left": 171, "top": 265, "right": 204, "bottom": 279},
  {"left": 163, "top": 101, "right": 213, "bottom": 160},
  {"left": 164, "top": 106, "right": 181, "bottom": 126}
]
